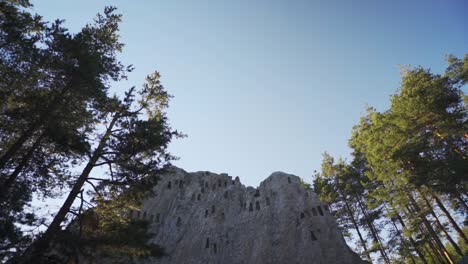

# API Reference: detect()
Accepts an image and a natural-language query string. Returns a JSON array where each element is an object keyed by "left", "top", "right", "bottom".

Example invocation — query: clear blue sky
[{"left": 32, "top": 0, "right": 467, "bottom": 187}]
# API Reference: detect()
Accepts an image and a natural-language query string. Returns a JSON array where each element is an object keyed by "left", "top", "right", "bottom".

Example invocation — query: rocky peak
[{"left": 130, "top": 167, "right": 367, "bottom": 264}]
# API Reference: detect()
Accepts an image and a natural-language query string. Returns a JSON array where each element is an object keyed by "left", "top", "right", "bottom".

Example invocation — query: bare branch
[
  {"left": 68, "top": 210, "right": 79, "bottom": 216},
  {"left": 86, "top": 179, "right": 103, "bottom": 199},
  {"left": 79, "top": 190, "right": 84, "bottom": 237},
  {"left": 93, "top": 160, "right": 113, "bottom": 167},
  {"left": 108, "top": 162, "right": 115, "bottom": 181}
]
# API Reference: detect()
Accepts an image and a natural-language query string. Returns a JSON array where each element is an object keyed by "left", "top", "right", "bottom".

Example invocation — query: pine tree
[
  {"left": 18, "top": 72, "right": 180, "bottom": 263},
  {"left": 346, "top": 55, "right": 468, "bottom": 263},
  {"left": 1, "top": 3, "right": 180, "bottom": 262}
]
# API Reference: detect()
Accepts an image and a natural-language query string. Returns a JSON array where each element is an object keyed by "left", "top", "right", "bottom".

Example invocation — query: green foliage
[
  {"left": 18, "top": 72, "right": 181, "bottom": 263},
  {"left": 40, "top": 218, "right": 164, "bottom": 264},
  {"left": 314, "top": 153, "right": 389, "bottom": 263},
  {"left": 300, "top": 178, "right": 311, "bottom": 190},
  {"left": 444, "top": 227, "right": 468, "bottom": 263},
  {"left": 71, "top": 207, "right": 165, "bottom": 263},
  {"left": 316, "top": 55, "right": 468, "bottom": 263},
  {"left": 0, "top": 2, "right": 180, "bottom": 262}
]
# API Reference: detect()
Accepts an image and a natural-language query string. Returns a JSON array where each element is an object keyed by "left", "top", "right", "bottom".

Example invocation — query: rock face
[{"left": 134, "top": 167, "right": 366, "bottom": 264}]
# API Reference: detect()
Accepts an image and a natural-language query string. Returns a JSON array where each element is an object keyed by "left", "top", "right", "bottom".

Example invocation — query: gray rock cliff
[{"left": 131, "top": 167, "right": 367, "bottom": 264}]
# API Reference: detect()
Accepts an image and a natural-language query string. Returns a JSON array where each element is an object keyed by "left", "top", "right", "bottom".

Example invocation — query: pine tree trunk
[
  {"left": 416, "top": 220, "right": 448, "bottom": 264},
  {"left": 393, "top": 209, "right": 428, "bottom": 264},
  {"left": 356, "top": 197, "right": 390, "bottom": 264},
  {"left": 389, "top": 217, "right": 417, "bottom": 264},
  {"left": 0, "top": 82, "right": 72, "bottom": 171},
  {"left": 0, "top": 133, "right": 44, "bottom": 200},
  {"left": 382, "top": 181, "right": 428, "bottom": 263},
  {"left": 424, "top": 242, "right": 444, "bottom": 264},
  {"left": 422, "top": 195, "right": 463, "bottom": 257},
  {"left": 407, "top": 194, "right": 454, "bottom": 264},
  {"left": 0, "top": 125, "right": 37, "bottom": 170},
  {"left": 342, "top": 195, "right": 372, "bottom": 262},
  {"left": 427, "top": 236, "right": 448, "bottom": 264},
  {"left": 432, "top": 194, "right": 468, "bottom": 244},
  {"left": 18, "top": 111, "right": 121, "bottom": 264}
]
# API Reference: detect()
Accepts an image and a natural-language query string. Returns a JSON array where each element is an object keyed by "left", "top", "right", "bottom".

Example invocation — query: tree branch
[{"left": 85, "top": 179, "right": 103, "bottom": 199}]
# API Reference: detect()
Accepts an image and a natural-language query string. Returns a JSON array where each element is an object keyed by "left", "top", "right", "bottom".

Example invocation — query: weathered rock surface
[{"left": 132, "top": 167, "right": 366, "bottom": 264}]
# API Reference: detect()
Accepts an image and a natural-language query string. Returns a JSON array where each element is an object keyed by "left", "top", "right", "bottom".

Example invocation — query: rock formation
[{"left": 131, "top": 167, "right": 367, "bottom": 264}]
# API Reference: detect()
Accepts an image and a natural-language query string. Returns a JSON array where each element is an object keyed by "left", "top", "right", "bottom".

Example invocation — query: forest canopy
[{"left": 314, "top": 55, "right": 468, "bottom": 263}]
